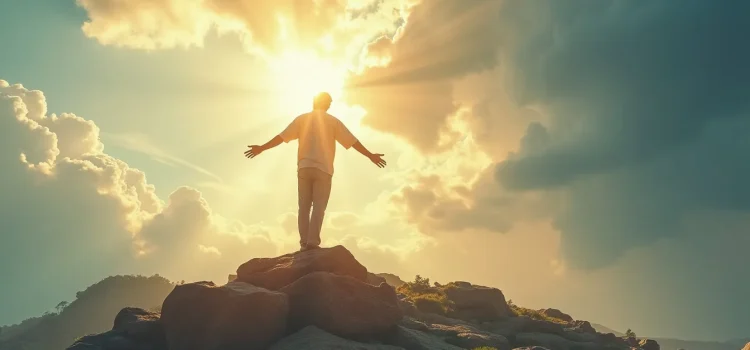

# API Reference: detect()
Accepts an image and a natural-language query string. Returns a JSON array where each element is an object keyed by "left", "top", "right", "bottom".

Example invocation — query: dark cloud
[
  {"left": 346, "top": 0, "right": 504, "bottom": 151},
  {"left": 492, "top": 0, "right": 750, "bottom": 267}
]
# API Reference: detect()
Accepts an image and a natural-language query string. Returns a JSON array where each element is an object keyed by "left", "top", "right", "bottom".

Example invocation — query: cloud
[
  {"left": 0, "top": 80, "right": 281, "bottom": 325},
  {"left": 486, "top": 0, "right": 750, "bottom": 268},
  {"left": 75, "top": 0, "right": 405, "bottom": 58},
  {"left": 345, "top": 0, "right": 504, "bottom": 151}
]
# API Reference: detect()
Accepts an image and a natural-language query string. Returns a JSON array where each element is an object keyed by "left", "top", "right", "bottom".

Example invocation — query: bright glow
[{"left": 268, "top": 51, "right": 348, "bottom": 114}]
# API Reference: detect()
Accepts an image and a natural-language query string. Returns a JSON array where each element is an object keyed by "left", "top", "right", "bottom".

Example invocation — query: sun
[{"left": 268, "top": 51, "right": 348, "bottom": 114}]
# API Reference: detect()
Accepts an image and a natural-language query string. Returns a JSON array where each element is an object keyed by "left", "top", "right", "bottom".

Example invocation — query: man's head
[{"left": 313, "top": 92, "right": 333, "bottom": 111}]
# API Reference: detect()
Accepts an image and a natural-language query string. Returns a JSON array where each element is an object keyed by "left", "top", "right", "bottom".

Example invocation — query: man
[{"left": 244, "top": 92, "right": 386, "bottom": 251}]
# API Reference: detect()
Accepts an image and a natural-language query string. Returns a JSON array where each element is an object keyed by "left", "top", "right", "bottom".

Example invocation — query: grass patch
[
  {"left": 507, "top": 299, "right": 569, "bottom": 324},
  {"left": 397, "top": 275, "right": 454, "bottom": 315}
]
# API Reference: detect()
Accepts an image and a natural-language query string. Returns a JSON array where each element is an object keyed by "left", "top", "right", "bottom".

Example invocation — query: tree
[{"left": 625, "top": 328, "right": 637, "bottom": 338}]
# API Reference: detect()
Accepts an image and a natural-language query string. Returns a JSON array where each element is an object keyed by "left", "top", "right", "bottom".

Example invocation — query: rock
[
  {"left": 426, "top": 323, "right": 510, "bottom": 350},
  {"left": 161, "top": 281, "right": 288, "bottom": 350},
  {"left": 639, "top": 338, "right": 660, "bottom": 350},
  {"left": 112, "top": 307, "right": 164, "bottom": 343},
  {"left": 743, "top": 342, "right": 750, "bottom": 350},
  {"left": 237, "top": 245, "right": 367, "bottom": 290},
  {"left": 442, "top": 282, "right": 513, "bottom": 322},
  {"left": 570, "top": 320, "right": 596, "bottom": 334},
  {"left": 384, "top": 326, "right": 463, "bottom": 350},
  {"left": 66, "top": 331, "right": 141, "bottom": 350},
  {"left": 281, "top": 271, "right": 403, "bottom": 338},
  {"left": 399, "top": 317, "right": 430, "bottom": 332},
  {"left": 398, "top": 298, "right": 419, "bottom": 317},
  {"left": 446, "top": 330, "right": 510, "bottom": 350},
  {"left": 65, "top": 308, "right": 166, "bottom": 350},
  {"left": 538, "top": 308, "right": 574, "bottom": 323},
  {"left": 488, "top": 316, "right": 566, "bottom": 338},
  {"left": 514, "top": 332, "right": 598, "bottom": 350},
  {"left": 368, "top": 272, "right": 388, "bottom": 286},
  {"left": 269, "top": 326, "right": 404, "bottom": 350},
  {"left": 560, "top": 329, "right": 598, "bottom": 343},
  {"left": 377, "top": 273, "right": 407, "bottom": 288}
]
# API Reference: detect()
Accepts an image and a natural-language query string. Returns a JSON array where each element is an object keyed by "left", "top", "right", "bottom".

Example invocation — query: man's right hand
[
  {"left": 244, "top": 145, "right": 264, "bottom": 158},
  {"left": 368, "top": 153, "right": 387, "bottom": 168}
]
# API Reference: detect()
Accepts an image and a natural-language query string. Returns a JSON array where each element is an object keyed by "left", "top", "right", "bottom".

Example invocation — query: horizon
[{"left": 1, "top": 0, "right": 749, "bottom": 343}]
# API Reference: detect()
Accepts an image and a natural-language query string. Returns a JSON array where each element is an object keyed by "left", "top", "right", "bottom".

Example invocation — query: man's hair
[{"left": 313, "top": 92, "right": 333, "bottom": 111}]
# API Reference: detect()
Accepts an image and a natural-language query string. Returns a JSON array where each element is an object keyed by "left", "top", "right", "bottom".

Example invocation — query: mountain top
[{"left": 61, "top": 245, "right": 669, "bottom": 350}]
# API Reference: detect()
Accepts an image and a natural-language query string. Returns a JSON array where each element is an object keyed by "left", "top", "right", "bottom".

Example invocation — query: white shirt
[{"left": 278, "top": 110, "right": 358, "bottom": 176}]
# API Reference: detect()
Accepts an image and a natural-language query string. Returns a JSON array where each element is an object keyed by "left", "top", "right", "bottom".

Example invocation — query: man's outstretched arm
[
  {"left": 352, "top": 141, "right": 387, "bottom": 168},
  {"left": 244, "top": 136, "right": 283, "bottom": 158}
]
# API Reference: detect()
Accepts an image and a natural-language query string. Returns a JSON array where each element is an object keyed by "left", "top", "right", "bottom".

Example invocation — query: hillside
[{"left": 0, "top": 275, "right": 174, "bottom": 350}]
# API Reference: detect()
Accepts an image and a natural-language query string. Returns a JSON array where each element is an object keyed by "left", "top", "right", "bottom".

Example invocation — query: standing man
[{"left": 244, "top": 92, "right": 387, "bottom": 251}]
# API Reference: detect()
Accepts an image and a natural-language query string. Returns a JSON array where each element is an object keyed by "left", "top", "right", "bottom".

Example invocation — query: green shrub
[{"left": 397, "top": 275, "right": 454, "bottom": 315}]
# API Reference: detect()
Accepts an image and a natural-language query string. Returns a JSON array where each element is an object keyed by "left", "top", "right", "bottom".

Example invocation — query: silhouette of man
[{"left": 244, "top": 92, "right": 386, "bottom": 251}]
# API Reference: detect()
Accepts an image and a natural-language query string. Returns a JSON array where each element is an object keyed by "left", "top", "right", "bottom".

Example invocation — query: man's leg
[
  {"left": 297, "top": 168, "right": 314, "bottom": 249},
  {"left": 307, "top": 168, "right": 332, "bottom": 248}
]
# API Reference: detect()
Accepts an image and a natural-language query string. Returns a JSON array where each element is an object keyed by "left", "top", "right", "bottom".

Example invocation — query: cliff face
[{"left": 58, "top": 245, "right": 662, "bottom": 350}]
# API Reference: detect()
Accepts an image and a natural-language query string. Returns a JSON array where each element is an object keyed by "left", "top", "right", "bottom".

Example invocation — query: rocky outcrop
[
  {"left": 281, "top": 271, "right": 403, "bottom": 338},
  {"left": 237, "top": 245, "right": 368, "bottom": 290},
  {"left": 385, "top": 326, "right": 463, "bottom": 350},
  {"left": 368, "top": 272, "right": 388, "bottom": 286},
  {"left": 539, "top": 308, "right": 574, "bottom": 323},
  {"left": 161, "top": 281, "right": 288, "bottom": 350},
  {"left": 443, "top": 282, "right": 513, "bottom": 322},
  {"left": 569, "top": 320, "right": 597, "bottom": 334},
  {"left": 64, "top": 245, "right": 660, "bottom": 350},
  {"left": 639, "top": 338, "right": 660, "bottom": 350},
  {"left": 66, "top": 307, "right": 165, "bottom": 350},
  {"left": 377, "top": 273, "right": 407, "bottom": 288},
  {"left": 112, "top": 307, "right": 163, "bottom": 341},
  {"left": 269, "top": 326, "right": 403, "bottom": 350}
]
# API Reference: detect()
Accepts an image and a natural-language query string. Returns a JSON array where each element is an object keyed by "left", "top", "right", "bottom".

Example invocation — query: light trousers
[{"left": 297, "top": 167, "right": 332, "bottom": 247}]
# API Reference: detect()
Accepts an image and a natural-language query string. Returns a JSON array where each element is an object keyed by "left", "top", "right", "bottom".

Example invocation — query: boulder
[
  {"left": 385, "top": 326, "right": 463, "bottom": 350},
  {"left": 161, "top": 281, "right": 288, "bottom": 350},
  {"left": 639, "top": 338, "right": 660, "bottom": 350},
  {"left": 66, "top": 308, "right": 166, "bottom": 350},
  {"left": 281, "top": 272, "right": 403, "bottom": 338},
  {"left": 425, "top": 323, "right": 510, "bottom": 350},
  {"left": 743, "top": 342, "right": 750, "bottom": 350},
  {"left": 398, "top": 317, "right": 430, "bottom": 332},
  {"left": 66, "top": 331, "right": 144, "bottom": 350},
  {"left": 237, "top": 245, "right": 367, "bottom": 290},
  {"left": 368, "top": 272, "right": 388, "bottom": 286},
  {"left": 269, "top": 326, "right": 404, "bottom": 350},
  {"left": 377, "top": 273, "right": 407, "bottom": 288},
  {"left": 538, "top": 308, "right": 574, "bottom": 323},
  {"left": 570, "top": 320, "right": 596, "bottom": 334},
  {"left": 488, "top": 316, "right": 566, "bottom": 338},
  {"left": 112, "top": 307, "right": 164, "bottom": 342},
  {"left": 442, "top": 282, "right": 513, "bottom": 321},
  {"left": 514, "top": 332, "right": 596, "bottom": 350},
  {"left": 445, "top": 330, "right": 510, "bottom": 350}
]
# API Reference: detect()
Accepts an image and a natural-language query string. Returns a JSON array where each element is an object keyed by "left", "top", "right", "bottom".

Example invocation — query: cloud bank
[{"left": 0, "top": 80, "right": 280, "bottom": 322}]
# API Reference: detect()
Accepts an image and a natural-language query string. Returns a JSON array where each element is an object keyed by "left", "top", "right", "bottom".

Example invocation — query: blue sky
[{"left": 1, "top": 0, "right": 749, "bottom": 341}]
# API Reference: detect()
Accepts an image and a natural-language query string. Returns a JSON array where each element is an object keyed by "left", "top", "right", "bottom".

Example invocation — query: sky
[{"left": 1, "top": 0, "right": 749, "bottom": 342}]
